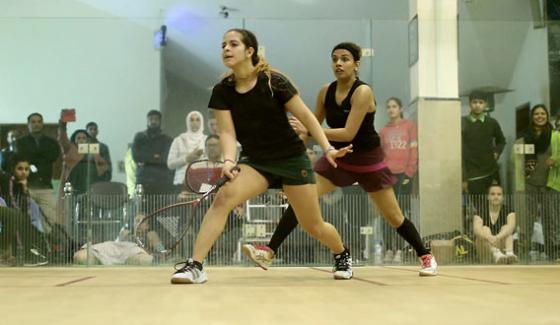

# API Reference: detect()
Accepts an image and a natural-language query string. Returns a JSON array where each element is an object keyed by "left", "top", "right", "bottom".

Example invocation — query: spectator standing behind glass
[
  {"left": 379, "top": 97, "right": 418, "bottom": 263},
  {"left": 58, "top": 121, "right": 108, "bottom": 195},
  {"left": 521, "top": 105, "right": 554, "bottom": 261},
  {"left": 546, "top": 116, "right": 560, "bottom": 261},
  {"left": 167, "top": 111, "right": 207, "bottom": 192},
  {"left": 207, "top": 114, "right": 220, "bottom": 136},
  {"left": 14, "top": 113, "right": 61, "bottom": 225},
  {"left": 380, "top": 97, "right": 417, "bottom": 194},
  {"left": 0, "top": 130, "right": 21, "bottom": 172},
  {"left": 132, "top": 110, "right": 173, "bottom": 195},
  {"left": 86, "top": 121, "right": 112, "bottom": 181},
  {"left": 462, "top": 92, "right": 506, "bottom": 194},
  {"left": 473, "top": 185, "right": 517, "bottom": 264},
  {"left": 547, "top": 116, "right": 560, "bottom": 193}
]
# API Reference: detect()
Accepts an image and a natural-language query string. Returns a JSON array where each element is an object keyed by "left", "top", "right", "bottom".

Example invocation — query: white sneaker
[
  {"left": 242, "top": 244, "right": 274, "bottom": 270},
  {"left": 493, "top": 251, "right": 507, "bottom": 264},
  {"left": 419, "top": 254, "right": 438, "bottom": 276},
  {"left": 392, "top": 250, "right": 402, "bottom": 264},
  {"left": 171, "top": 259, "right": 208, "bottom": 284},
  {"left": 504, "top": 252, "right": 518, "bottom": 264},
  {"left": 383, "top": 250, "right": 394, "bottom": 264}
]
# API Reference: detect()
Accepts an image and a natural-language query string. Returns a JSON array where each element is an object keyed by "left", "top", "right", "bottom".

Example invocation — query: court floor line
[
  {"left": 54, "top": 276, "right": 96, "bottom": 287},
  {"left": 383, "top": 266, "right": 511, "bottom": 285},
  {"left": 308, "top": 267, "right": 389, "bottom": 286}
]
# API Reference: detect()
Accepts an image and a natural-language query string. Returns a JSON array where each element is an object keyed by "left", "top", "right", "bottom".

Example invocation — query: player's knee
[{"left": 212, "top": 187, "right": 238, "bottom": 211}]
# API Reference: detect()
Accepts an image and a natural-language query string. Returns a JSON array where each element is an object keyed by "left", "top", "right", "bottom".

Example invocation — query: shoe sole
[
  {"left": 334, "top": 275, "right": 353, "bottom": 280},
  {"left": 241, "top": 245, "right": 269, "bottom": 271},
  {"left": 419, "top": 270, "right": 438, "bottom": 276},
  {"left": 170, "top": 277, "right": 207, "bottom": 285}
]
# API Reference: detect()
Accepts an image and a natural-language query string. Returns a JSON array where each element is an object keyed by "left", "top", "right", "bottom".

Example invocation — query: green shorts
[{"left": 238, "top": 154, "right": 316, "bottom": 188}]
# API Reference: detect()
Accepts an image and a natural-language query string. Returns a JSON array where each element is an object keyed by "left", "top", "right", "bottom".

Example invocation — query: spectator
[
  {"left": 546, "top": 115, "right": 560, "bottom": 261},
  {"left": 58, "top": 122, "right": 109, "bottom": 195},
  {"left": 1, "top": 155, "right": 50, "bottom": 234},
  {"left": 202, "top": 134, "right": 222, "bottom": 162},
  {"left": 86, "top": 121, "right": 112, "bottom": 181},
  {"left": 473, "top": 184, "right": 517, "bottom": 264},
  {"left": 73, "top": 214, "right": 157, "bottom": 265},
  {"left": 521, "top": 104, "right": 554, "bottom": 261},
  {"left": 207, "top": 114, "right": 220, "bottom": 136},
  {"left": 167, "top": 111, "right": 207, "bottom": 192},
  {"left": 0, "top": 129, "right": 20, "bottom": 172},
  {"left": 380, "top": 97, "right": 418, "bottom": 263},
  {"left": 124, "top": 143, "right": 137, "bottom": 197},
  {"left": 14, "top": 113, "right": 61, "bottom": 225},
  {"left": 132, "top": 110, "right": 173, "bottom": 194},
  {"left": 462, "top": 92, "right": 506, "bottom": 194}
]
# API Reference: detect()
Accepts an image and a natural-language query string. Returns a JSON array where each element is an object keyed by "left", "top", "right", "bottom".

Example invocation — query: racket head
[
  {"left": 134, "top": 200, "right": 201, "bottom": 257},
  {"left": 184, "top": 159, "right": 224, "bottom": 194}
]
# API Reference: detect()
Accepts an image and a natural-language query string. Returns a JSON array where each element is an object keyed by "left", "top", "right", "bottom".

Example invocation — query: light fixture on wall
[
  {"left": 160, "top": 25, "right": 167, "bottom": 46},
  {"left": 219, "top": 5, "right": 238, "bottom": 19},
  {"left": 154, "top": 24, "right": 167, "bottom": 49}
]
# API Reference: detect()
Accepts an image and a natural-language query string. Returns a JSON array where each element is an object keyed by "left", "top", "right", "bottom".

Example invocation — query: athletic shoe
[
  {"left": 333, "top": 249, "right": 353, "bottom": 280},
  {"left": 392, "top": 250, "right": 402, "bottom": 264},
  {"left": 242, "top": 244, "right": 274, "bottom": 270},
  {"left": 505, "top": 252, "right": 518, "bottom": 264},
  {"left": 419, "top": 254, "right": 438, "bottom": 276},
  {"left": 171, "top": 259, "right": 207, "bottom": 284},
  {"left": 24, "top": 248, "right": 48, "bottom": 267},
  {"left": 383, "top": 250, "right": 394, "bottom": 264},
  {"left": 493, "top": 251, "right": 507, "bottom": 264}
]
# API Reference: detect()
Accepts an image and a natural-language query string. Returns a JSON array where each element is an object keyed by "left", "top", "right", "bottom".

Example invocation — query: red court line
[
  {"left": 55, "top": 276, "right": 96, "bottom": 287},
  {"left": 309, "top": 267, "right": 389, "bottom": 286},
  {"left": 383, "top": 266, "right": 511, "bottom": 285}
]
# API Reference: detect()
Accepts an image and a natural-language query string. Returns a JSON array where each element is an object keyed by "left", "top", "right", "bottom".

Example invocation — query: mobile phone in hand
[{"left": 61, "top": 109, "right": 76, "bottom": 122}]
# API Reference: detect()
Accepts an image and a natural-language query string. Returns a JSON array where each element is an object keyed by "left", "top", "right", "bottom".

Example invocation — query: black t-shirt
[
  {"left": 324, "top": 79, "right": 379, "bottom": 152},
  {"left": 208, "top": 71, "right": 306, "bottom": 161}
]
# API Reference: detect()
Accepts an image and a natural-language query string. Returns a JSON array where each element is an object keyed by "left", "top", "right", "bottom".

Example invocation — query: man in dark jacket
[
  {"left": 132, "top": 110, "right": 173, "bottom": 195},
  {"left": 14, "top": 113, "right": 61, "bottom": 225}
]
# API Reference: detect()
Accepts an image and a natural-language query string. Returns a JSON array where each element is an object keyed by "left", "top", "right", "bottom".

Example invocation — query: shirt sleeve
[
  {"left": 271, "top": 72, "right": 298, "bottom": 104},
  {"left": 208, "top": 83, "right": 230, "bottom": 110}
]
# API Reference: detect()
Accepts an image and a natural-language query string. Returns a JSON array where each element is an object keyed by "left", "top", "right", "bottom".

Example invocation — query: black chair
[{"left": 76, "top": 182, "right": 129, "bottom": 243}]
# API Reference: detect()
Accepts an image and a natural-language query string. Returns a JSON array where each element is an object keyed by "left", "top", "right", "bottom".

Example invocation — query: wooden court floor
[{"left": 0, "top": 265, "right": 559, "bottom": 325}]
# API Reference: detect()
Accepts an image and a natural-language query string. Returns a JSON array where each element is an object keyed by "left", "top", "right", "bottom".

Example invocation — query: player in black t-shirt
[
  {"left": 171, "top": 29, "right": 353, "bottom": 284},
  {"left": 242, "top": 42, "right": 438, "bottom": 276}
]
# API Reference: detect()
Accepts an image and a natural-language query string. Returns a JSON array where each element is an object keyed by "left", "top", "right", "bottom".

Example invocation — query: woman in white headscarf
[{"left": 167, "top": 111, "right": 207, "bottom": 190}]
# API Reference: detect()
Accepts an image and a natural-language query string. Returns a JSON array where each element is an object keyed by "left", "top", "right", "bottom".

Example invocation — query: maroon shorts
[{"left": 314, "top": 147, "right": 397, "bottom": 193}]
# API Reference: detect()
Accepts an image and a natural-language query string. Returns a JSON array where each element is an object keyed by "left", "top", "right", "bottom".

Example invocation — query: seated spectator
[
  {"left": 73, "top": 214, "right": 158, "bottom": 265},
  {"left": 2, "top": 155, "right": 49, "bottom": 233},
  {"left": 473, "top": 184, "right": 517, "bottom": 264},
  {"left": 0, "top": 129, "right": 20, "bottom": 172},
  {"left": 58, "top": 121, "right": 109, "bottom": 195},
  {"left": 14, "top": 113, "right": 61, "bottom": 226},
  {"left": 167, "top": 111, "right": 207, "bottom": 192},
  {"left": 86, "top": 121, "right": 112, "bottom": 181}
]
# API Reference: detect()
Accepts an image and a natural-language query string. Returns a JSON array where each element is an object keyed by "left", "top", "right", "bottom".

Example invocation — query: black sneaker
[
  {"left": 170, "top": 258, "right": 208, "bottom": 284},
  {"left": 333, "top": 248, "right": 353, "bottom": 280}
]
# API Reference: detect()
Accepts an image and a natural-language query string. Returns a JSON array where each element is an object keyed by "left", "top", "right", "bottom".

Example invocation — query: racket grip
[{"left": 217, "top": 166, "right": 241, "bottom": 187}]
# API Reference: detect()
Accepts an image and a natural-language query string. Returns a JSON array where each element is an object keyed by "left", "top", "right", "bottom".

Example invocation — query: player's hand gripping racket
[{"left": 134, "top": 160, "right": 239, "bottom": 256}]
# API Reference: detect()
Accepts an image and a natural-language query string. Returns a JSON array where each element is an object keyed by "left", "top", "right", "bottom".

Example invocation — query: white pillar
[{"left": 409, "top": 0, "right": 462, "bottom": 236}]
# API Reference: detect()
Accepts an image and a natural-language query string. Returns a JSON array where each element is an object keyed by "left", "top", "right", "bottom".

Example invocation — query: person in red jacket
[{"left": 379, "top": 97, "right": 418, "bottom": 263}]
